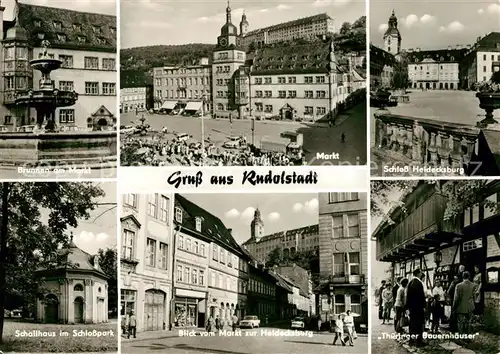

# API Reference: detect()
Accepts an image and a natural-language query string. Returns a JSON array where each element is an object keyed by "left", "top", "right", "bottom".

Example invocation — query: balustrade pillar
[
  {"left": 437, "top": 132, "right": 451, "bottom": 167},
  {"left": 412, "top": 123, "right": 422, "bottom": 162},
  {"left": 428, "top": 131, "right": 438, "bottom": 164},
  {"left": 405, "top": 126, "right": 413, "bottom": 159},
  {"left": 450, "top": 135, "right": 463, "bottom": 169},
  {"left": 463, "top": 138, "right": 476, "bottom": 166}
]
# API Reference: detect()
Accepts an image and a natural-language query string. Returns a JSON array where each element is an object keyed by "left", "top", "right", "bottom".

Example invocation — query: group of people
[
  {"left": 329, "top": 310, "right": 357, "bottom": 347},
  {"left": 205, "top": 313, "right": 239, "bottom": 333},
  {"left": 121, "top": 310, "right": 137, "bottom": 339},
  {"left": 121, "top": 134, "right": 305, "bottom": 167},
  {"left": 376, "top": 264, "right": 482, "bottom": 347}
]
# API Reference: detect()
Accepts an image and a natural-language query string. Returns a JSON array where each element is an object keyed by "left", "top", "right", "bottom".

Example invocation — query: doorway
[
  {"left": 45, "top": 294, "right": 59, "bottom": 323},
  {"left": 74, "top": 297, "right": 84, "bottom": 323}
]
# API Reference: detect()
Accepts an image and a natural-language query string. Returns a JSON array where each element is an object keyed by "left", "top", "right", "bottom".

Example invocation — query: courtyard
[
  {"left": 0, "top": 319, "right": 118, "bottom": 353},
  {"left": 120, "top": 101, "right": 367, "bottom": 166}
]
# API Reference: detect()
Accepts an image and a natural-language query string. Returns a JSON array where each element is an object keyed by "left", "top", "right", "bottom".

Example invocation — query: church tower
[
  {"left": 239, "top": 10, "right": 249, "bottom": 36},
  {"left": 383, "top": 10, "right": 401, "bottom": 55},
  {"left": 250, "top": 208, "right": 264, "bottom": 242},
  {"left": 212, "top": 1, "right": 246, "bottom": 119}
]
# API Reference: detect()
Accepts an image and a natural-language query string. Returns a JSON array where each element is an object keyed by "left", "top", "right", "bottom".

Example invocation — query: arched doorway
[
  {"left": 44, "top": 294, "right": 59, "bottom": 323},
  {"left": 144, "top": 289, "right": 165, "bottom": 331},
  {"left": 97, "top": 118, "right": 108, "bottom": 127},
  {"left": 74, "top": 297, "right": 84, "bottom": 323}
]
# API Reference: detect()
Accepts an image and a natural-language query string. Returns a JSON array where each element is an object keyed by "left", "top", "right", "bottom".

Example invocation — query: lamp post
[
  {"left": 200, "top": 94, "right": 206, "bottom": 165},
  {"left": 434, "top": 250, "right": 442, "bottom": 267}
]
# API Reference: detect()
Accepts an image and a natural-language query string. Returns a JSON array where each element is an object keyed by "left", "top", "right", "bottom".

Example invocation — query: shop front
[{"left": 174, "top": 288, "right": 207, "bottom": 328}]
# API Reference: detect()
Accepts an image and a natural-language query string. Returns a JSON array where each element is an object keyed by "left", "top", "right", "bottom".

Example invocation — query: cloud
[
  {"left": 292, "top": 203, "right": 303, "bottom": 213},
  {"left": 312, "top": 0, "right": 351, "bottom": 7},
  {"left": 76, "top": 231, "right": 110, "bottom": 254},
  {"left": 138, "top": 21, "right": 172, "bottom": 29},
  {"left": 478, "top": 8, "right": 484, "bottom": 14},
  {"left": 241, "top": 207, "right": 256, "bottom": 221},
  {"left": 419, "top": 14, "right": 435, "bottom": 24},
  {"left": 378, "top": 23, "right": 388, "bottom": 32},
  {"left": 259, "top": 8, "right": 269, "bottom": 12},
  {"left": 403, "top": 14, "right": 419, "bottom": 27},
  {"left": 196, "top": 7, "right": 246, "bottom": 23},
  {"left": 276, "top": 4, "right": 291, "bottom": 10},
  {"left": 267, "top": 212, "right": 280, "bottom": 221},
  {"left": 487, "top": 3, "right": 500, "bottom": 14},
  {"left": 304, "top": 198, "right": 319, "bottom": 213},
  {"left": 225, "top": 208, "right": 240, "bottom": 219},
  {"left": 439, "top": 21, "right": 465, "bottom": 33}
]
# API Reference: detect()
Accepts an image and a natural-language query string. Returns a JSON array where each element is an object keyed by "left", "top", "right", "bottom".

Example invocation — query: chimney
[
  {"left": 199, "top": 57, "right": 209, "bottom": 65},
  {"left": 447, "top": 45, "right": 452, "bottom": 50},
  {"left": 416, "top": 47, "right": 421, "bottom": 52},
  {"left": 228, "top": 228, "right": 232, "bottom": 235}
]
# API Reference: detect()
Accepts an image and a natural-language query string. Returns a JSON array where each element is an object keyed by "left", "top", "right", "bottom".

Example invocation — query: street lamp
[{"left": 434, "top": 250, "right": 442, "bottom": 267}]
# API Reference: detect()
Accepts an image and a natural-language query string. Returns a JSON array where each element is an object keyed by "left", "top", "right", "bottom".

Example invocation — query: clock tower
[
  {"left": 212, "top": 1, "right": 247, "bottom": 119},
  {"left": 383, "top": 10, "right": 401, "bottom": 55}
]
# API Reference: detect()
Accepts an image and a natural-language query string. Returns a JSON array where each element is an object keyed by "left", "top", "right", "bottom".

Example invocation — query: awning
[
  {"left": 161, "top": 101, "right": 177, "bottom": 110},
  {"left": 184, "top": 101, "right": 202, "bottom": 111}
]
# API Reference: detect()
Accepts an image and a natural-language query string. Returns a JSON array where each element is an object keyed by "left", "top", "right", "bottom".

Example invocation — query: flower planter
[{"left": 476, "top": 92, "right": 500, "bottom": 126}]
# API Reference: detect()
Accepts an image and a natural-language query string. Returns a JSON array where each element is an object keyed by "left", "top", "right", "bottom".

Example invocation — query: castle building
[
  {"left": 383, "top": 10, "right": 401, "bottom": 56},
  {"left": 0, "top": 2, "right": 117, "bottom": 131},
  {"left": 242, "top": 208, "right": 320, "bottom": 263},
  {"left": 120, "top": 87, "right": 147, "bottom": 113},
  {"left": 240, "top": 13, "right": 335, "bottom": 49},
  {"left": 461, "top": 32, "right": 500, "bottom": 88}
]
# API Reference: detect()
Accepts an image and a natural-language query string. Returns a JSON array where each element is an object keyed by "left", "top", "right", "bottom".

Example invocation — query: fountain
[
  {"left": 0, "top": 40, "right": 117, "bottom": 170},
  {"left": 15, "top": 40, "right": 78, "bottom": 131}
]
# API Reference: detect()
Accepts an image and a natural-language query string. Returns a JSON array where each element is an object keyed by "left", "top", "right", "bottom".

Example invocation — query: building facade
[
  {"left": 120, "top": 193, "right": 175, "bottom": 333},
  {"left": 241, "top": 13, "right": 335, "bottom": 49},
  {"left": 462, "top": 33, "right": 500, "bottom": 88},
  {"left": 407, "top": 57, "right": 460, "bottom": 90},
  {"left": 274, "top": 264, "right": 316, "bottom": 316},
  {"left": 0, "top": 2, "right": 116, "bottom": 131},
  {"left": 242, "top": 208, "right": 319, "bottom": 263},
  {"left": 153, "top": 58, "right": 212, "bottom": 114},
  {"left": 318, "top": 192, "right": 368, "bottom": 320},
  {"left": 373, "top": 181, "right": 500, "bottom": 334},
  {"left": 120, "top": 87, "right": 147, "bottom": 113},
  {"left": 247, "top": 263, "right": 278, "bottom": 321}
]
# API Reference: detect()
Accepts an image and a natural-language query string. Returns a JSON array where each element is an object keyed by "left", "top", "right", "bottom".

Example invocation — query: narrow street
[{"left": 371, "top": 305, "right": 410, "bottom": 354}]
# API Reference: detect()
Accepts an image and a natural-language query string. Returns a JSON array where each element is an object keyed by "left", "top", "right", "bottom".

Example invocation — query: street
[
  {"left": 121, "top": 101, "right": 367, "bottom": 166},
  {"left": 371, "top": 305, "right": 409, "bottom": 354},
  {"left": 121, "top": 327, "right": 368, "bottom": 354}
]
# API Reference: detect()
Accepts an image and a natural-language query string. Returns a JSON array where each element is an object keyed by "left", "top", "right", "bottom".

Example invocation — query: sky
[
  {"left": 66, "top": 182, "right": 117, "bottom": 255},
  {"left": 181, "top": 193, "right": 319, "bottom": 245},
  {"left": 370, "top": 0, "right": 500, "bottom": 50},
  {"left": 121, "top": 0, "right": 366, "bottom": 48},
  {"left": 2, "top": 0, "right": 116, "bottom": 19}
]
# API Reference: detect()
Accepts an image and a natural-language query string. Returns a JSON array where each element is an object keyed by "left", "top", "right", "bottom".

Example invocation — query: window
[
  {"left": 316, "top": 76, "right": 325, "bottom": 83},
  {"left": 146, "top": 238, "right": 156, "bottom": 267},
  {"left": 288, "top": 77, "right": 296, "bottom": 84},
  {"left": 211, "top": 272, "right": 216, "bottom": 287},
  {"left": 264, "top": 77, "right": 272, "bottom": 84},
  {"left": 148, "top": 194, "right": 157, "bottom": 217},
  {"left": 102, "top": 83, "right": 116, "bottom": 96},
  {"left": 73, "top": 23, "right": 82, "bottom": 31},
  {"left": 186, "top": 238, "right": 191, "bottom": 252},
  {"left": 332, "top": 216, "right": 343, "bottom": 238},
  {"left": 185, "top": 266, "right": 191, "bottom": 283},
  {"left": 121, "top": 290, "right": 136, "bottom": 316},
  {"left": 175, "top": 207, "right": 183, "bottom": 223},
  {"left": 4, "top": 116, "right": 12, "bottom": 125},
  {"left": 194, "top": 241, "right": 199, "bottom": 254},
  {"left": 57, "top": 34, "right": 67, "bottom": 42},
  {"left": 278, "top": 77, "right": 286, "bottom": 84},
  {"left": 334, "top": 294, "right": 345, "bottom": 314},
  {"left": 278, "top": 90, "right": 286, "bottom": 98},
  {"left": 124, "top": 194, "right": 137, "bottom": 208},
  {"left": 59, "top": 81, "right": 74, "bottom": 91},
  {"left": 316, "top": 91, "right": 326, "bottom": 98},
  {"left": 227, "top": 277, "right": 231, "bottom": 290},
  {"left": 34, "top": 19, "right": 42, "bottom": 27},
  {"left": 200, "top": 244, "right": 205, "bottom": 256},
  {"left": 177, "top": 265, "right": 183, "bottom": 281},
  {"left": 305, "top": 76, "right": 313, "bottom": 83},
  {"left": 199, "top": 270, "right": 205, "bottom": 285},
  {"left": 317, "top": 107, "right": 326, "bottom": 115},
  {"left": 122, "top": 230, "right": 135, "bottom": 260},
  {"left": 256, "top": 90, "right": 263, "bottom": 98},
  {"left": 328, "top": 192, "right": 359, "bottom": 203},
  {"left": 220, "top": 249, "right": 225, "bottom": 264},
  {"left": 59, "top": 109, "right": 74, "bottom": 123},
  {"left": 219, "top": 273, "right": 223, "bottom": 288},
  {"left": 264, "top": 105, "right": 273, "bottom": 113},
  {"left": 305, "top": 106, "right": 313, "bottom": 114},
  {"left": 74, "top": 284, "right": 83, "bottom": 291},
  {"left": 333, "top": 253, "right": 345, "bottom": 276},
  {"left": 159, "top": 195, "right": 169, "bottom": 222},
  {"left": 350, "top": 294, "right": 361, "bottom": 314},
  {"left": 84, "top": 56, "right": 99, "bottom": 69},
  {"left": 264, "top": 90, "right": 272, "bottom": 98},
  {"left": 213, "top": 244, "right": 218, "bottom": 261},
  {"left": 85, "top": 82, "right": 99, "bottom": 95},
  {"left": 192, "top": 268, "right": 198, "bottom": 284},
  {"left": 288, "top": 90, "right": 296, "bottom": 98},
  {"left": 347, "top": 214, "right": 359, "bottom": 237},
  {"left": 349, "top": 252, "right": 360, "bottom": 275},
  {"left": 158, "top": 242, "right": 168, "bottom": 270},
  {"left": 305, "top": 90, "right": 313, "bottom": 98},
  {"left": 178, "top": 234, "right": 184, "bottom": 249},
  {"left": 195, "top": 217, "right": 202, "bottom": 232}
]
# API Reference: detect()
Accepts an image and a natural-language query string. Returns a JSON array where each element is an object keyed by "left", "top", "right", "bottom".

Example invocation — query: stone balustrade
[{"left": 373, "top": 110, "right": 492, "bottom": 175}]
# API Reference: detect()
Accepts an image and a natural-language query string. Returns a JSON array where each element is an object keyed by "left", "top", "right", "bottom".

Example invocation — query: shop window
[
  {"left": 334, "top": 294, "right": 345, "bottom": 314},
  {"left": 121, "top": 290, "right": 136, "bottom": 316}
]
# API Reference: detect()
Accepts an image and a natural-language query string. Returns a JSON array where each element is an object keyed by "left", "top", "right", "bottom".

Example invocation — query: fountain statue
[{"left": 15, "top": 40, "right": 78, "bottom": 132}]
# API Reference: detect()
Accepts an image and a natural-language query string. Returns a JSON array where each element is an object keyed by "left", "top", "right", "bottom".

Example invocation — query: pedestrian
[
  {"left": 317, "top": 317, "right": 322, "bottom": 332},
  {"left": 453, "top": 271, "right": 475, "bottom": 335},
  {"left": 431, "top": 279, "right": 445, "bottom": 333},
  {"left": 407, "top": 268, "right": 426, "bottom": 347},
  {"left": 394, "top": 278, "right": 409, "bottom": 333},
  {"left": 215, "top": 315, "right": 220, "bottom": 332},
  {"left": 127, "top": 310, "right": 137, "bottom": 339},
  {"left": 332, "top": 315, "right": 346, "bottom": 346},
  {"left": 382, "top": 283, "right": 393, "bottom": 324},
  {"left": 343, "top": 310, "right": 355, "bottom": 347},
  {"left": 341, "top": 132, "right": 346, "bottom": 143},
  {"left": 121, "top": 312, "right": 129, "bottom": 336},
  {"left": 430, "top": 294, "right": 441, "bottom": 333},
  {"left": 231, "top": 313, "right": 238, "bottom": 332},
  {"left": 377, "top": 280, "right": 386, "bottom": 320},
  {"left": 473, "top": 265, "right": 482, "bottom": 315}
]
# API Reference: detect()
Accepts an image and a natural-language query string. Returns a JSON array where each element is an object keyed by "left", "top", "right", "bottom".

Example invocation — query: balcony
[
  {"left": 329, "top": 274, "right": 365, "bottom": 285},
  {"left": 373, "top": 111, "right": 500, "bottom": 176}
]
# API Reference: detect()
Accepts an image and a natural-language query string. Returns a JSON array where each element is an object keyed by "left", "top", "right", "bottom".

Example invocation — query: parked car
[
  {"left": 16, "top": 125, "right": 35, "bottom": 133},
  {"left": 291, "top": 317, "right": 306, "bottom": 329},
  {"left": 223, "top": 136, "right": 244, "bottom": 149},
  {"left": 120, "top": 125, "right": 136, "bottom": 134},
  {"left": 239, "top": 315, "right": 260, "bottom": 328},
  {"left": 11, "top": 309, "right": 22, "bottom": 318},
  {"left": 175, "top": 132, "right": 190, "bottom": 142},
  {"left": 0, "top": 125, "right": 9, "bottom": 133}
]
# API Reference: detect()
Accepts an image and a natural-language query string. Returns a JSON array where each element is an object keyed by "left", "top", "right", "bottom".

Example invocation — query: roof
[
  {"left": 245, "top": 13, "right": 332, "bottom": 36},
  {"left": 14, "top": 2, "right": 116, "bottom": 53},
  {"left": 269, "top": 271, "right": 293, "bottom": 293},
  {"left": 251, "top": 41, "right": 332, "bottom": 75},
  {"left": 175, "top": 194, "right": 242, "bottom": 255},
  {"left": 406, "top": 48, "right": 468, "bottom": 64},
  {"left": 474, "top": 32, "right": 500, "bottom": 52},
  {"left": 383, "top": 27, "right": 401, "bottom": 39},
  {"left": 242, "top": 224, "right": 318, "bottom": 245}
]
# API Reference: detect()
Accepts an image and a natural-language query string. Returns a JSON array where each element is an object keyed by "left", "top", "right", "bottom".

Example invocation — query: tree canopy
[
  {"left": 0, "top": 182, "right": 105, "bottom": 343},
  {"left": 98, "top": 248, "right": 117, "bottom": 317}
]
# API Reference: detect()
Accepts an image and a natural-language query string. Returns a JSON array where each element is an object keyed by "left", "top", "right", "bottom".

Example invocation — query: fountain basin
[
  {"left": 15, "top": 90, "right": 78, "bottom": 107},
  {"left": 0, "top": 131, "right": 117, "bottom": 167},
  {"left": 30, "top": 58, "right": 62, "bottom": 73}
]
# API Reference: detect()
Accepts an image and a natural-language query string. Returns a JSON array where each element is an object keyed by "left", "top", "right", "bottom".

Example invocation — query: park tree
[
  {"left": 98, "top": 248, "right": 118, "bottom": 317},
  {"left": 266, "top": 248, "right": 283, "bottom": 268},
  {"left": 391, "top": 58, "right": 410, "bottom": 91},
  {"left": 339, "top": 22, "right": 352, "bottom": 35},
  {"left": 0, "top": 182, "right": 105, "bottom": 343}
]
